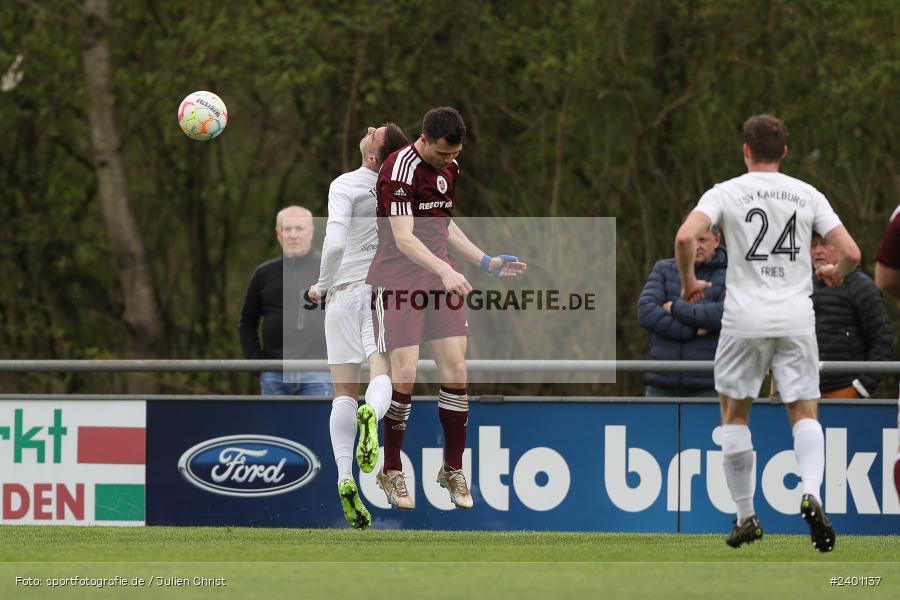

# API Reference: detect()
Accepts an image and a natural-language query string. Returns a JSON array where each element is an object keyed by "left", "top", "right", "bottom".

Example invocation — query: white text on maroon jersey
[{"left": 420, "top": 200, "right": 453, "bottom": 210}]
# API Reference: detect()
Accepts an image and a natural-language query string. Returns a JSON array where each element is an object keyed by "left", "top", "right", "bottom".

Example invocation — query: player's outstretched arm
[
  {"left": 674, "top": 211, "right": 712, "bottom": 304},
  {"left": 309, "top": 220, "right": 349, "bottom": 303},
  {"left": 447, "top": 221, "right": 526, "bottom": 277},
  {"left": 390, "top": 215, "right": 472, "bottom": 295},
  {"left": 446, "top": 220, "right": 488, "bottom": 265},
  {"left": 817, "top": 225, "right": 862, "bottom": 288}
]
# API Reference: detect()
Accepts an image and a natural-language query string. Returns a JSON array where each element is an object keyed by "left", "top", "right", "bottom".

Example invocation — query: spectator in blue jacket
[{"left": 638, "top": 225, "right": 727, "bottom": 396}]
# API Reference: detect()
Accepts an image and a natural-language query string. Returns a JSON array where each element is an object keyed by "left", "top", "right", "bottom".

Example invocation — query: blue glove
[{"left": 480, "top": 254, "right": 519, "bottom": 277}]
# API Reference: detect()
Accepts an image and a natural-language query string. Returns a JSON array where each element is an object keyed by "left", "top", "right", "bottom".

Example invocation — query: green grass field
[{"left": 1, "top": 527, "right": 898, "bottom": 599}]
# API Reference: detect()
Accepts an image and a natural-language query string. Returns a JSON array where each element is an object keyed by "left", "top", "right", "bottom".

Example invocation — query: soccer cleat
[
  {"left": 375, "top": 469, "right": 414, "bottom": 510},
  {"left": 800, "top": 493, "right": 835, "bottom": 552},
  {"left": 338, "top": 478, "right": 371, "bottom": 530},
  {"left": 725, "top": 515, "right": 763, "bottom": 548},
  {"left": 437, "top": 465, "right": 474, "bottom": 509},
  {"left": 355, "top": 404, "right": 379, "bottom": 473}
]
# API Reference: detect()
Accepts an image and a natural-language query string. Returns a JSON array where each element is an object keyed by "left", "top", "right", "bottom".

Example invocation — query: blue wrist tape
[{"left": 489, "top": 254, "right": 518, "bottom": 276}]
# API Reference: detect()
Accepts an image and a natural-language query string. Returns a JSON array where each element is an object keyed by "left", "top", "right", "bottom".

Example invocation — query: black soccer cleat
[
  {"left": 726, "top": 515, "right": 764, "bottom": 548},
  {"left": 800, "top": 493, "right": 835, "bottom": 552}
]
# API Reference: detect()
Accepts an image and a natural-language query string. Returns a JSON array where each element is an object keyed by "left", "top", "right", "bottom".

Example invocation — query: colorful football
[{"left": 177, "top": 91, "right": 227, "bottom": 141}]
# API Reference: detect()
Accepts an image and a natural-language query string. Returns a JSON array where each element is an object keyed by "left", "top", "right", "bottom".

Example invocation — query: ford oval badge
[{"left": 177, "top": 434, "right": 321, "bottom": 497}]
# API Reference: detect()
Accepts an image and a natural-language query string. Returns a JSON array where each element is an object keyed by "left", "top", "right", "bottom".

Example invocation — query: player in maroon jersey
[
  {"left": 874, "top": 205, "right": 900, "bottom": 502},
  {"left": 366, "top": 106, "right": 526, "bottom": 510}
]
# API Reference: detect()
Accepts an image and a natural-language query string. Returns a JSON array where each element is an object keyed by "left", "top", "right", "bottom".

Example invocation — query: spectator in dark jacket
[
  {"left": 638, "top": 226, "right": 726, "bottom": 396},
  {"left": 811, "top": 232, "right": 893, "bottom": 398},
  {"left": 238, "top": 206, "right": 331, "bottom": 396}
]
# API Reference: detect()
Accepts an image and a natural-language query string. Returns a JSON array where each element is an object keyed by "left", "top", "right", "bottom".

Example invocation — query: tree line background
[{"left": 1, "top": 0, "right": 898, "bottom": 395}]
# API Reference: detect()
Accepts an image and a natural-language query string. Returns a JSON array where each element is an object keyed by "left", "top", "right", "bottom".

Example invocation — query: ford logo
[{"left": 177, "top": 435, "right": 321, "bottom": 497}]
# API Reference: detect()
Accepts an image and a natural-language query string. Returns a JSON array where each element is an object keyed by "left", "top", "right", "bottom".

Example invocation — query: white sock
[
  {"left": 793, "top": 418, "right": 824, "bottom": 502},
  {"left": 364, "top": 374, "right": 392, "bottom": 421},
  {"left": 330, "top": 395, "right": 358, "bottom": 482},
  {"left": 722, "top": 424, "right": 755, "bottom": 523}
]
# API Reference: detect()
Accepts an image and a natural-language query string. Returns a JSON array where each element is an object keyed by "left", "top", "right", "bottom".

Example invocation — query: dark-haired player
[{"left": 366, "top": 106, "right": 525, "bottom": 511}]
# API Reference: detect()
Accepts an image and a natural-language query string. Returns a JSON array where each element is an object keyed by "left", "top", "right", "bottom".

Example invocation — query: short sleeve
[
  {"left": 379, "top": 147, "right": 417, "bottom": 216},
  {"left": 383, "top": 179, "right": 415, "bottom": 216},
  {"left": 811, "top": 190, "right": 842, "bottom": 238},
  {"left": 875, "top": 205, "right": 900, "bottom": 268},
  {"left": 327, "top": 180, "right": 354, "bottom": 227},
  {"left": 694, "top": 187, "right": 723, "bottom": 226}
]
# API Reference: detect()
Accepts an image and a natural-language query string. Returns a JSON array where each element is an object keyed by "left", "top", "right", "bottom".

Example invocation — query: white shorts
[
  {"left": 324, "top": 283, "right": 377, "bottom": 365},
  {"left": 714, "top": 333, "right": 820, "bottom": 403}
]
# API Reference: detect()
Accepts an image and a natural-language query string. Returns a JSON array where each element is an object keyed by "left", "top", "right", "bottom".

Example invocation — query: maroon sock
[
  {"left": 438, "top": 386, "right": 468, "bottom": 470},
  {"left": 382, "top": 389, "right": 411, "bottom": 473},
  {"left": 894, "top": 457, "right": 900, "bottom": 503}
]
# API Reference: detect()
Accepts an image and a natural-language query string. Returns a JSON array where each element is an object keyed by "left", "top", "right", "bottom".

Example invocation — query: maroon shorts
[{"left": 371, "top": 287, "right": 470, "bottom": 351}]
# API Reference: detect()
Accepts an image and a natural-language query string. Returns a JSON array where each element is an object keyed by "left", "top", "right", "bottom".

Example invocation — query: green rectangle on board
[{"left": 94, "top": 484, "right": 145, "bottom": 521}]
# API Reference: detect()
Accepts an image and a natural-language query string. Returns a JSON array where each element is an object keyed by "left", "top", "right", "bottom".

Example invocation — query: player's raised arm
[
  {"left": 446, "top": 221, "right": 526, "bottom": 277},
  {"left": 674, "top": 211, "right": 713, "bottom": 303},
  {"left": 816, "top": 225, "right": 862, "bottom": 288},
  {"left": 389, "top": 214, "right": 472, "bottom": 295}
]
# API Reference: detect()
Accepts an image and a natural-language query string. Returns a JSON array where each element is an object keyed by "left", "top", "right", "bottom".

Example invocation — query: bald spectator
[{"left": 238, "top": 206, "right": 332, "bottom": 396}]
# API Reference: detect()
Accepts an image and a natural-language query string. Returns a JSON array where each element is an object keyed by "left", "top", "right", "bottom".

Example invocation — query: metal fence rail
[
  {"left": 1, "top": 359, "right": 900, "bottom": 374},
  {"left": 0, "top": 394, "right": 896, "bottom": 405}
]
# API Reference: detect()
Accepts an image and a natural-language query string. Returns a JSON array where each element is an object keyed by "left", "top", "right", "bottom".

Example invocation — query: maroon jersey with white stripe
[
  {"left": 366, "top": 143, "right": 459, "bottom": 289},
  {"left": 875, "top": 205, "right": 900, "bottom": 268}
]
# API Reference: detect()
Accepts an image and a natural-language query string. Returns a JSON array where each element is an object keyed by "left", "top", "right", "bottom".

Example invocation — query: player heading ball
[{"left": 366, "top": 106, "right": 526, "bottom": 512}]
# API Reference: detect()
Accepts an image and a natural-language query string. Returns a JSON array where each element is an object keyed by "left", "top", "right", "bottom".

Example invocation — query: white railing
[{"left": 1, "top": 359, "right": 899, "bottom": 374}]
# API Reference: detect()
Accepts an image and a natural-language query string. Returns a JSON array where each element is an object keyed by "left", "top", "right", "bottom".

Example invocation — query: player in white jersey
[
  {"left": 307, "top": 122, "right": 409, "bottom": 529},
  {"left": 675, "top": 115, "right": 861, "bottom": 552}
]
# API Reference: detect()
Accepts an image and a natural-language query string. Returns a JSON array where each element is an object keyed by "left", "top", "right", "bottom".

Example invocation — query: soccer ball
[{"left": 177, "top": 91, "right": 227, "bottom": 141}]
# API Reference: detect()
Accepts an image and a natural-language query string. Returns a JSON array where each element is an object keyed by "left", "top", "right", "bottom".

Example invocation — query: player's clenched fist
[
  {"left": 681, "top": 279, "right": 712, "bottom": 304},
  {"left": 814, "top": 263, "right": 845, "bottom": 288}
]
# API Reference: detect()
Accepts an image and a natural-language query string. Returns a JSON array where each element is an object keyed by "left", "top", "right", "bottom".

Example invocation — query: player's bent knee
[
  {"left": 438, "top": 361, "right": 467, "bottom": 386},
  {"left": 786, "top": 399, "right": 818, "bottom": 424},
  {"left": 391, "top": 365, "right": 418, "bottom": 388},
  {"left": 720, "top": 395, "right": 752, "bottom": 424},
  {"left": 332, "top": 382, "right": 359, "bottom": 399}
]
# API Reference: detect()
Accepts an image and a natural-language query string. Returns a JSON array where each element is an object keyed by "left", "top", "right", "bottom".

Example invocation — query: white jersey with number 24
[{"left": 694, "top": 171, "right": 841, "bottom": 338}]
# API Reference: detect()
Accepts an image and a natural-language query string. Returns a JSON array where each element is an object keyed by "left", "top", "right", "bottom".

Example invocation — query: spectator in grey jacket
[
  {"left": 638, "top": 226, "right": 726, "bottom": 397},
  {"left": 811, "top": 232, "right": 893, "bottom": 398}
]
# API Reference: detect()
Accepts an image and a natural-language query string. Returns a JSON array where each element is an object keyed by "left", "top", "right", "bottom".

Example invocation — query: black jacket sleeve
[
  {"left": 238, "top": 268, "right": 265, "bottom": 359},
  {"left": 851, "top": 274, "right": 894, "bottom": 395}
]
